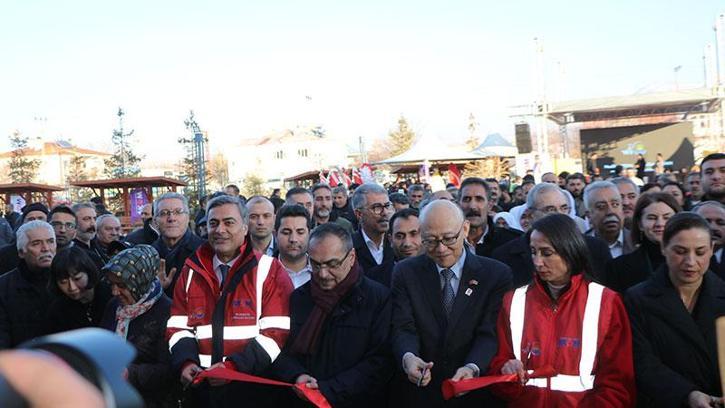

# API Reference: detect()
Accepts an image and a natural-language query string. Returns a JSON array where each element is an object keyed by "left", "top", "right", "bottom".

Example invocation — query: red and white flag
[
  {"left": 328, "top": 169, "right": 340, "bottom": 187},
  {"left": 340, "top": 168, "right": 352, "bottom": 187},
  {"left": 352, "top": 167, "right": 363, "bottom": 185},
  {"left": 448, "top": 164, "right": 462, "bottom": 187}
]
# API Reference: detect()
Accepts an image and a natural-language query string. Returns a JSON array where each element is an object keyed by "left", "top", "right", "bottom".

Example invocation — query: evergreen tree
[
  {"left": 104, "top": 108, "right": 142, "bottom": 178},
  {"left": 466, "top": 113, "right": 480, "bottom": 150},
  {"left": 209, "top": 152, "right": 229, "bottom": 190},
  {"left": 8, "top": 130, "right": 40, "bottom": 183},
  {"left": 67, "top": 155, "right": 93, "bottom": 202},
  {"left": 242, "top": 173, "right": 268, "bottom": 197},
  {"left": 387, "top": 115, "right": 416, "bottom": 157}
]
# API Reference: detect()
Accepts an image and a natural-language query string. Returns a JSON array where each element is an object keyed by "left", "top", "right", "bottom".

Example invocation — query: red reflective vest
[
  {"left": 166, "top": 242, "right": 293, "bottom": 371},
  {"left": 489, "top": 275, "right": 636, "bottom": 407}
]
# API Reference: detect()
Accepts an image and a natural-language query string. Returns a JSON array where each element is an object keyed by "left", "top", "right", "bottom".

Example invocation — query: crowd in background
[{"left": 0, "top": 153, "right": 724, "bottom": 407}]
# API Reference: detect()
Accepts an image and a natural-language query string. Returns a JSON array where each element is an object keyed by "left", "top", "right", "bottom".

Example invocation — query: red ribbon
[
  {"left": 193, "top": 367, "right": 332, "bottom": 408},
  {"left": 441, "top": 365, "right": 557, "bottom": 400}
]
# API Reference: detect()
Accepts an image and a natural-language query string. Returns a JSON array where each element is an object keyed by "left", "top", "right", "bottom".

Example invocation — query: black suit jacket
[
  {"left": 472, "top": 217, "right": 522, "bottom": 258},
  {"left": 352, "top": 229, "right": 394, "bottom": 274},
  {"left": 491, "top": 233, "right": 611, "bottom": 288},
  {"left": 391, "top": 251, "right": 512, "bottom": 407},
  {"left": 624, "top": 266, "right": 725, "bottom": 406}
]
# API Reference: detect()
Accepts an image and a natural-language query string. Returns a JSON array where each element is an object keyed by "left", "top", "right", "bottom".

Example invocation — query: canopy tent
[
  {"left": 0, "top": 183, "right": 64, "bottom": 207},
  {"left": 471, "top": 133, "right": 519, "bottom": 157},
  {"left": 375, "top": 136, "right": 483, "bottom": 166},
  {"left": 71, "top": 177, "right": 186, "bottom": 229}
]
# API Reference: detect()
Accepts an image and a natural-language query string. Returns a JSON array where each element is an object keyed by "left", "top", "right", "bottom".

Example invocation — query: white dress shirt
[
  {"left": 435, "top": 250, "right": 467, "bottom": 295},
  {"left": 361, "top": 228, "right": 384, "bottom": 265},
  {"left": 213, "top": 254, "right": 241, "bottom": 284}
]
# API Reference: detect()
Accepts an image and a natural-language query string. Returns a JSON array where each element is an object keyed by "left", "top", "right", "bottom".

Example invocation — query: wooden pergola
[
  {"left": 71, "top": 177, "right": 187, "bottom": 218},
  {"left": 0, "top": 183, "right": 65, "bottom": 207}
]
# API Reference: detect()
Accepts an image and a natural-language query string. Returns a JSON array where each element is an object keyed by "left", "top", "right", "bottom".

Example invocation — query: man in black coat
[
  {"left": 391, "top": 200, "right": 512, "bottom": 407},
  {"left": 491, "top": 182, "right": 611, "bottom": 287},
  {"left": 0, "top": 202, "right": 50, "bottom": 275},
  {"left": 458, "top": 177, "right": 521, "bottom": 258},
  {"left": 700, "top": 153, "right": 725, "bottom": 205},
  {"left": 350, "top": 184, "right": 395, "bottom": 273},
  {"left": 332, "top": 185, "right": 358, "bottom": 226},
  {"left": 125, "top": 203, "right": 160, "bottom": 245},
  {"left": 274, "top": 223, "right": 392, "bottom": 408},
  {"left": 0, "top": 221, "right": 56, "bottom": 348},
  {"left": 151, "top": 193, "right": 204, "bottom": 297},
  {"left": 366, "top": 208, "right": 423, "bottom": 287}
]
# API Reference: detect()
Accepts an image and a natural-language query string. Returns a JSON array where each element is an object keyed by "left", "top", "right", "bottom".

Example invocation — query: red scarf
[{"left": 291, "top": 262, "right": 361, "bottom": 354}]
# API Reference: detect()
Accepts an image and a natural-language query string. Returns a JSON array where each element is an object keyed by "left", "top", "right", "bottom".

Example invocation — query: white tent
[
  {"left": 471, "top": 133, "right": 518, "bottom": 157},
  {"left": 376, "top": 136, "right": 483, "bottom": 166}
]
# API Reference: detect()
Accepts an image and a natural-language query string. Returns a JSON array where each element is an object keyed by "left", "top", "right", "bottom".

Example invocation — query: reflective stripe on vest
[
  {"left": 195, "top": 254, "right": 276, "bottom": 367},
  {"left": 508, "top": 282, "right": 605, "bottom": 392}
]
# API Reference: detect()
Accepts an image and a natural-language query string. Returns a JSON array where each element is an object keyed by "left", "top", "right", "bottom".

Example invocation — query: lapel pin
[
  {"left": 465, "top": 288, "right": 473, "bottom": 296},
  {"left": 469, "top": 279, "right": 479, "bottom": 286}
]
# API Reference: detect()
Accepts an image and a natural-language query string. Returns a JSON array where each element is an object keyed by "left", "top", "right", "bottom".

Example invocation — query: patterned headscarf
[{"left": 102, "top": 244, "right": 160, "bottom": 301}]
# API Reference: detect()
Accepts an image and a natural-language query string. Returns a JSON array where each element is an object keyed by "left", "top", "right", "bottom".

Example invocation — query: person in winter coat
[
  {"left": 46, "top": 245, "right": 112, "bottom": 334},
  {"left": 101, "top": 244, "right": 175, "bottom": 408},
  {"left": 625, "top": 212, "right": 725, "bottom": 407},
  {"left": 274, "top": 223, "right": 392, "bottom": 407},
  {"left": 489, "top": 214, "right": 635, "bottom": 407}
]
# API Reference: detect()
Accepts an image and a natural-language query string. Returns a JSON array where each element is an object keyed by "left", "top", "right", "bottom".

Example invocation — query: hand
[
  {"left": 451, "top": 366, "right": 475, "bottom": 382},
  {"left": 501, "top": 359, "right": 526, "bottom": 384},
  {"left": 688, "top": 391, "right": 723, "bottom": 408},
  {"left": 402, "top": 353, "right": 434, "bottom": 387},
  {"left": 206, "top": 362, "right": 230, "bottom": 387},
  {"left": 157, "top": 258, "right": 177, "bottom": 290},
  {"left": 293, "top": 374, "right": 319, "bottom": 402},
  {"left": 180, "top": 363, "right": 202, "bottom": 387},
  {"left": 295, "top": 374, "right": 319, "bottom": 389}
]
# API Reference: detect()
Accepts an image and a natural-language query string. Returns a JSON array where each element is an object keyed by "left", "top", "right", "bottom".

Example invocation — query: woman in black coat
[
  {"left": 46, "top": 246, "right": 113, "bottom": 334},
  {"left": 100, "top": 244, "right": 176, "bottom": 408},
  {"left": 605, "top": 192, "right": 681, "bottom": 292},
  {"left": 625, "top": 212, "right": 725, "bottom": 407}
]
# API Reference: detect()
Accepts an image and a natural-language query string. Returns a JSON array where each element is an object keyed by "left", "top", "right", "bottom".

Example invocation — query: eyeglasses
[
  {"left": 421, "top": 224, "right": 464, "bottom": 249},
  {"left": 366, "top": 202, "right": 394, "bottom": 215},
  {"left": 50, "top": 221, "right": 76, "bottom": 230},
  {"left": 533, "top": 204, "right": 570, "bottom": 214},
  {"left": 310, "top": 249, "right": 352, "bottom": 272},
  {"left": 157, "top": 209, "right": 188, "bottom": 218}
]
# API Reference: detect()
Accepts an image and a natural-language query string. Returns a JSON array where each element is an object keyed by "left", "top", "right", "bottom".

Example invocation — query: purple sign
[{"left": 129, "top": 188, "right": 148, "bottom": 225}]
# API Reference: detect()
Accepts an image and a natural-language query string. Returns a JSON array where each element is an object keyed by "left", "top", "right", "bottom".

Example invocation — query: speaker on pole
[{"left": 515, "top": 123, "right": 532, "bottom": 154}]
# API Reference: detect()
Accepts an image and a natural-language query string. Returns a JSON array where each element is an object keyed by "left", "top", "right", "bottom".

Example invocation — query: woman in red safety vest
[{"left": 489, "top": 213, "right": 636, "bottom": 407}]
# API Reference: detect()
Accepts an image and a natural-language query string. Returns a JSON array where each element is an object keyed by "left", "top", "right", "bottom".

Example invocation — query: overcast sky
[{"left": 1, "top": 0, "right": 722, "bottom": 162}]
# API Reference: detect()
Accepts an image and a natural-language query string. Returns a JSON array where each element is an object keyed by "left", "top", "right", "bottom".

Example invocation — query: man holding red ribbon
[{"left": 273, "top": 223, "right": 393, "bottom": 407}]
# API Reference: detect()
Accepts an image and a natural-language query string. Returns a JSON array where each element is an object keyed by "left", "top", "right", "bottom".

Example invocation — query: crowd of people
[{"left": 1, "top": 153, "right": 725, "bottom": 407}]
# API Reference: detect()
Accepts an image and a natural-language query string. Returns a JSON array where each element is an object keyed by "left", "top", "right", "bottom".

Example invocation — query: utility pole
[{"left": 184, "top": 111, "right": 207, "bottom": 203}]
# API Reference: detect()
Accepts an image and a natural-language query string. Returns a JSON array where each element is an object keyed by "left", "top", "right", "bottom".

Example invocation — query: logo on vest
[{"left": 557, "top": 337, "right": 581, "bottom": 348}]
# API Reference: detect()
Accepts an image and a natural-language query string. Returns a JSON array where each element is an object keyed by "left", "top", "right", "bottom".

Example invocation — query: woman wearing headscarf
[
  {"left": 100, "top": 244, "right": 175, "bottom": 407},
  {"left": 489, "top": 214, "right": 635, "bottom": 407},
  {"left": 625, "top": 212, "right": 725, "bottom": 407},
  {"left": 605, "top": 192, "right": 682, "bottom": 292}
]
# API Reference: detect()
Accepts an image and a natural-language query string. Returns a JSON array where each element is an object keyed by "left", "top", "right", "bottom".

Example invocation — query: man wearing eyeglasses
[
  {"left": 583, "top": 181, "right": 634, "bottom": 258},
  {"left": 151, "top": 192, "right": 204, "bottom": 296},
  {"left": 49, "top": 205, "right": 77, "bottom": 251},
  {"left": 391, "top": 200, "right": 512, "bottom": 407},
  {"left": 492, "top": 183, "right": 611, "bottom": 286},
  {"left": 274, "top": 223, "right": 392, "bottom": 407},
  {"left": 351, "top": 184, "right": 395, "bottom": 273}
]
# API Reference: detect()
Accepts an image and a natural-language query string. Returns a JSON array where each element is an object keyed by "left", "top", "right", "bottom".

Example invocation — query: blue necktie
[
  {"left": 219, "top": 264, "right": 230, "bottom": 286},
  {"left": 441, "top": 268, "right": 455, "bottom": 316}
]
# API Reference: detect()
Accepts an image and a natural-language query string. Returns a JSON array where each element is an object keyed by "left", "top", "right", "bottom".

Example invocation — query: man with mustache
[
  {"left": 94, "top": 214, "right": 123, "bottom": 264},
  {"left": 331, "top": 185, "right": 358, "bottom": 225},
  {"left": 0, "top": 221, "right": 56, "bottom": 347},
  {"left": 611, "top": 177, "right": 640, "bottom": 230},
  {"left": 458, "top": 177, "right": 521, "bottom": 258},
  {"left": 311, "top": 184, "right": 353, "bottom": 233},
  {"left": 70, "top": 202, "right": 104, "bottom": 268},
  {"left": 351, "top": 184, "right": 395, "bottom": 273},
  {"left": 407, "top": 184, "right": 426, "bottom": 209},
  {"left": 693, "top": 201, "right": 725, "bottom": 279},
  {"left": 566, "top": 173, "right": 587, "bottom": 217},
  {"left": 275, "top": 204, "right": 313, "bottom": 288},
  {"left": 367, "top": 208, "right": 424, "bottom": 287},
  {"left": 584, "top": 181, "right": 635, "bottom": 258}
]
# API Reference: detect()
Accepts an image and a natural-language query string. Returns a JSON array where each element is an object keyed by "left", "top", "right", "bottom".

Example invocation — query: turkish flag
[{"left": 448, "top": 164, "right": 462, "bottom": 187}]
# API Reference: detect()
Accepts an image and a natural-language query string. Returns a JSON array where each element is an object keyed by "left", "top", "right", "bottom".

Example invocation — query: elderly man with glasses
[
  {"left": 391, "top": 200, "right": 512, "bottom": 407},
  {"left": 151, "top": 192, "right": 204, "bottom": 295},
  {"left": 351, "top": 184, "right": 395, "bottom": 273},
  {"left": 492, "top": 183, "right": 612, "bottom": 287}
]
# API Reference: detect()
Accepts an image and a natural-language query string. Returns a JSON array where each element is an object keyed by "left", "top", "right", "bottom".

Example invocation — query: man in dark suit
[
  {"left": 583, "top": 180, "right": 635, "bottom": 258},
  {"left": 391, "top": 200, "right": 512, "bottom": 407},
  {"left": 351, "top": 183, "right": 395, "bottom": 273},
  {"left": 694, "top": 201, "right": 725, "bottom": 280},
  {"left": 458, "top": 177, "right": 521, "bottom": 257},
  {"left": 367, "top": 208, "right": 423, "bottom": 287},
  {"left": 492, "top": 182, "right": 611, "bottom": 287}
]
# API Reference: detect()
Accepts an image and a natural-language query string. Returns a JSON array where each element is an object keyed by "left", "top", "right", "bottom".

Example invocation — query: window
[
  {"left": 297, "top": 149, "right": 308, "bottom": 158},
  {"left": 274, "top": 150, "right": 284, "bottom": 160}
]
